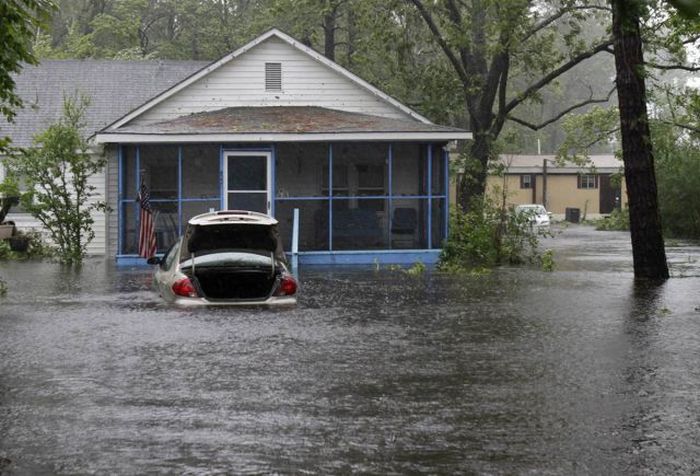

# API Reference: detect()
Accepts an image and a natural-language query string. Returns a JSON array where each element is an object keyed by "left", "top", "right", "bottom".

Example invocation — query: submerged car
[
  {"left": 515, "top": 204, "right": 552, "bottom": 230},
  {"left": 148, "top": 210, "right": 297, "bottom": 306}
]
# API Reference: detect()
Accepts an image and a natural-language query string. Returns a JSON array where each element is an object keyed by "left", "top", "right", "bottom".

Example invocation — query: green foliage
[
  {"left": 1, "top": 94, "right": 106, "bottom": 264},
  {"left": 540, "top": 249, "right": 555, "bottom": 272},
  {"left": 406, "top": 261, "right": 426, "bottom": 276},
  {"left": 0, "top": 0, "right": 55, "bottom": 150},
  {"left": 0, "top": 277, "right": 6, "bottom": 296},
  {"left": 596, "top": 207, "right": 630, "bottom": 231},
  {"left": 438, "top": 198, "right": 544, "bottom": 272},
  {"left": 0, "top": 230, "right": 52, "bottom": 260},
  {"left": 654, "top": 122, "right": 700, "bottom": 239},
  {"left": 0, "top": 240, "right": 11, "bottom": 260}
]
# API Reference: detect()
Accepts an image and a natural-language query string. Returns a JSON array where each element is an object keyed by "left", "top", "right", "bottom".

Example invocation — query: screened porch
[{"left": 117, "top": 142, "right": 449, "bottom": 260}]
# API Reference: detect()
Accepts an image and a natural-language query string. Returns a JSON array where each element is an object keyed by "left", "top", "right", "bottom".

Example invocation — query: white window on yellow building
[
  {"left": 520, "top": 174, "right": 533, "bottom": 189},
  {"left": 578, "top": 174, "right": 598, "bottom": 189}
]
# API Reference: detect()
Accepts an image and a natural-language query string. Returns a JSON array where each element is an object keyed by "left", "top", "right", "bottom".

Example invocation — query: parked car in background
[
  {"left": 515, "top": 204, "right": 552, "bottom": 231},
  {"left": 148, "top": 210, "right": 297, "bottom": 306}
]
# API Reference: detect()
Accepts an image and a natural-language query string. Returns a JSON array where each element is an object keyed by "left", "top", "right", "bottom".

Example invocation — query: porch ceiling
[{"left": 94, "top": 106, "right": 471, "bottom": 143}]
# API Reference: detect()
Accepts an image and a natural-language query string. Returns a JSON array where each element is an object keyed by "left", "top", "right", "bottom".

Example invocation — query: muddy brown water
[{"left": 1, "top": 225, "right": 699, "bottom": 474}]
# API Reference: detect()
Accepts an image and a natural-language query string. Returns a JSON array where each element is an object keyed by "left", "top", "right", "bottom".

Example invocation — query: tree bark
[
  {"left": 322, "top": 7, "right": 337, "bottom": 61},
  {"left": 458, "top": 127, "right": 491, "bottom": 210},
  {"left": 611, "top": 0, "right": 669, "bottom": 280}
]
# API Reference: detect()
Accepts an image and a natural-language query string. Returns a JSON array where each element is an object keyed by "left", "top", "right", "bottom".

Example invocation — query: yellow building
[
  {"left": 485, "top": 154, "right": 627, "bottom": 220},
  {"left": 448, "top": 154, "right": 626, "bottom": 220}
]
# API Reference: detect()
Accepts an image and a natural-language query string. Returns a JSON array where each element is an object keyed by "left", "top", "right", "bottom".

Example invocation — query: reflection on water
[{"left": 0, "top": 226, "right": 699, "bottom": 474}]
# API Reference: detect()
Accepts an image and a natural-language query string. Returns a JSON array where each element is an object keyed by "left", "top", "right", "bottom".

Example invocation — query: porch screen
[
  {"left": 274, "top": 142, "right": 449, "bottom": 252},
  {"left": 119, "top": 144, "right": 220, "bottom": 254}
]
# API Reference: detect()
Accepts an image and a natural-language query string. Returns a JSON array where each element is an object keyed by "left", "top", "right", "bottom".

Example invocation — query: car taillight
[
  {"left": 278, "top": 275, "right": 297, "bottom": 296},
  {"left": 172, "top": 277, "right": 198, "bottom": 298}
]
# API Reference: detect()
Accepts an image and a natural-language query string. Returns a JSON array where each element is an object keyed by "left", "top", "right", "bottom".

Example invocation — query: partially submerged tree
[
  {"left": 406, "top": 0, "right": 616, "bottom": 209},
  {"left": 2, "top": 95, "right": 107, "bottom": 264},
  {"left": 610, "top": 0, "right": 669, "bottom": 279}
]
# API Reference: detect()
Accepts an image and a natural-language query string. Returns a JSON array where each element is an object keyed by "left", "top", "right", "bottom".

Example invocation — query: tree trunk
[
  {"left": 457, "top": 127, "right": 491, "bottom": 210},
  {"left": 322, "top": 9, "right": 337, "bottom": 61},
  {"left": 611, "top": 0, "right": 669, "bottom": 280}
]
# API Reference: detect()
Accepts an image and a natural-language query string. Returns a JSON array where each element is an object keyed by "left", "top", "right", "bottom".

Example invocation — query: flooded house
[{"left": 2, "top": 29, "right": 470, "bottom": 264}]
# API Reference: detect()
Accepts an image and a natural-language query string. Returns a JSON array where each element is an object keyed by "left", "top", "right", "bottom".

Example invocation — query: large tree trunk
[
  {"left": 322, "top": 8, "right": 337, "bottom": 61},
  {"left": 457, "top": 127, "right": 491, "bottom": 210},
  {"left": 611, "top": 0, "right": 669, "bottom": 280}
]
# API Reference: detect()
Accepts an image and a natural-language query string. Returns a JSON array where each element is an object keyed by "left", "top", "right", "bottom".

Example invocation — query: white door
[{"left": 223, "top": 151, "right": 272, "bottom": 214}]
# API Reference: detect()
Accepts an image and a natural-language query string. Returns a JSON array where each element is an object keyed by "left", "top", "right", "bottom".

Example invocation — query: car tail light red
[
  {"left": 278, "top": 275, "right": 297, "bottom": 296},
  {"left": 172, "top": 277, "right": 198, "bottom": 298}
]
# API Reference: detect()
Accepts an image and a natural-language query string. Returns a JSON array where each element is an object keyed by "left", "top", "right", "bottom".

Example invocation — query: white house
[{"left": 3, "top": 29, "right": 470, "bottom": 265}]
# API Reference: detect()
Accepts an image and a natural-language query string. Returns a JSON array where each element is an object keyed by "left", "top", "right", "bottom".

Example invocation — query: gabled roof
[
  {"left": 3, "top": 60, "right": 207, "bottom": 147},
  {"left": 103, "top": 28, "right": 433, "bottom": 132}
]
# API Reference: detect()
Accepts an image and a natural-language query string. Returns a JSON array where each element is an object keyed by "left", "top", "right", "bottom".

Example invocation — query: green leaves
[
  {"left": 0, "top": 0, "right": 55, "bottom": 150},
  {"left": 1, "top": 94, "right": 106, "bottom": 264}
]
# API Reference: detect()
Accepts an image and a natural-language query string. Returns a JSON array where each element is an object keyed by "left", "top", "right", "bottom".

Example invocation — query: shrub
[
  {"left": 596, "top": 207, "right": 630, "bottom": 231},
  {"left": 438, "top": 198, "right": 545, "bottom": 271},
  {"left": 1, "top": 95, "right": 106, "bottom": 264},
  {"left": 0, "top": 240, "right": 10, "bottom": 260}
]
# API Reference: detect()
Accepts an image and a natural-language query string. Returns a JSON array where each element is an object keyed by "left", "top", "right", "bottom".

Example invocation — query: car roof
[{"left": 188, "top": 210, "right": 278, "bottom": 226}]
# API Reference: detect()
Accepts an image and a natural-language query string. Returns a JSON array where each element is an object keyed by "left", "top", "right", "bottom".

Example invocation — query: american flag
[{"left": 137, "top": 181, "right": 157, "bottom": 258}]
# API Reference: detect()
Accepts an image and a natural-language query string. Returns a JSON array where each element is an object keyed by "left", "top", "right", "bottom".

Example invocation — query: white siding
[
  {"left": 2, "top": 152, "right": 109, "bottom": 256},
  {"left": 106, "top": 147, "right": 119, "bottom": 256},
  {"left": 131, "top": 37, "right": 413, "bottom": 125}
]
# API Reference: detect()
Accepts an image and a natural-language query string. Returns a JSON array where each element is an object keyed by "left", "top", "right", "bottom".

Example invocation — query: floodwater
[{"left": 1, "top": 225, "right": 699, "bottom": 474}]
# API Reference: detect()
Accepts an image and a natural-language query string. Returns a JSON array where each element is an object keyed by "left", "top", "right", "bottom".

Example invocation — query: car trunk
[
  {"left": 180, "top": 222, "right": 286, "bottom": 301},
  {"left": 188, "top": 267, "right": 277, "bottom": 300}
]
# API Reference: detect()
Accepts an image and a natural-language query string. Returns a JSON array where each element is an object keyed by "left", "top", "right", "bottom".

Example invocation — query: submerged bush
[
  {"left": 596, "top": 207, "right": 630, "bottom": 231},
  {"left": 0, "top": 230, "right": 53, "bottom": 260},
  {"left": 438, "top": 198, "right": 545, "bottom": 271}
]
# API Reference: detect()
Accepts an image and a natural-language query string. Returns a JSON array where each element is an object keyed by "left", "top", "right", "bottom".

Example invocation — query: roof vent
[{"left": 265, "top": 62, "right": 282, "bottom": 91}]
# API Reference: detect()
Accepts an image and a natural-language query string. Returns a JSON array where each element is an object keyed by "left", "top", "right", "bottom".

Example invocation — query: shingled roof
[
  {"left": 109, "top": 106, "right": 467, "bottom": 135},
  {"left": 2, "top": 59, "right": 207, "bottom": 147}
]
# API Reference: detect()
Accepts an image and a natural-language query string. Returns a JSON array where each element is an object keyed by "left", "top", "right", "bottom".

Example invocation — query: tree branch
[
  {"left": 508, "top": 86, "right": 616, "bottom": 131},
  {"left": 504, "top": 39, "right": 614, "bottom": 115},
  {"left": 407, "top": 0, "right": 470, "bottom": 85},
  {"left": 522, "top": 5, "right": 612, "bottom": 44},
  {"left": 660, "top": 119, "right": 700, "bottom": 134},
  {"left": 646, "top": 62, "right": 700, "bottom": 71}
]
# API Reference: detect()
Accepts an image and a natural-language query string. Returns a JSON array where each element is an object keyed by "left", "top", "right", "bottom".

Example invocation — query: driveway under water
[{"left": 1, "top": 225, "right": 699, "bottom": 474}]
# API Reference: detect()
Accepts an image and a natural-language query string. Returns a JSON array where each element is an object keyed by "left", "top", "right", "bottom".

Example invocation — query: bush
[
  {"left": 596, "top": 207, "right": 630, "bottom": 231},
  {"left": 1, "top": 95, "right": 106, "bottom": 264},
  {"left": 0, "top": 240, "right": 10, "bottom": 260},
  {"left": 438, "top": 198, "right": 545, "bottom": 271},
  {"left": 656, "top": 137, "right": 700, "bottom": 239},
  {"left": 0, "top": 230, "right": 53, "bottom": 260}
]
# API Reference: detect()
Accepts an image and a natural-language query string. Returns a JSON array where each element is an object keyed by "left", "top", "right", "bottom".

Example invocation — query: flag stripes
[{"left": 137, "top": 181, "right": 157, "bottom": 258}]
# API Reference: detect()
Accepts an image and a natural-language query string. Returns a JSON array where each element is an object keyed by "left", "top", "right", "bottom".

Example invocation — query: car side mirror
[{"left": 147, "top": 256, "right": 162, "bottom": 265}]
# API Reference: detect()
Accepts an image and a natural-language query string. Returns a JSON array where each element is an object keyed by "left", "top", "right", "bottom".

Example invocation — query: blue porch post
[
  {"left": 134, "top": 145, "right": 141, "bottom": 241},
  {"left": 219, "top": 145, "right": 224, "bottom": 210},
  {"left": 388, "top": 143, "right": 393, "bottom": 250},
  {"left": 117, "top": 145, "right": 123, "bottom": 255},
  {"left": 271, "top": 144, "right": 277, "bottom": 216},
  {"left": 427, "top": 144, "right": 432, "bottom": 249},
  {"left": 444, "top": 147, "right": 449, "bottom": 240},
  {"left": 328, "top": 143, "right": 333, "bottom": 251},
  {"left": 177, "top": 146, "right": 183, "bottom": 236}
]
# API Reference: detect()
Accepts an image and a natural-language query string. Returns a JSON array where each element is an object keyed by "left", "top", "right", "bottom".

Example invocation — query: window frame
[{"left": 578, "top": 174, "right": 598, "bottom": 189}]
